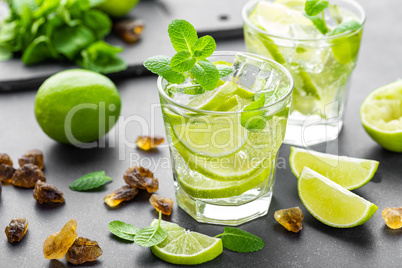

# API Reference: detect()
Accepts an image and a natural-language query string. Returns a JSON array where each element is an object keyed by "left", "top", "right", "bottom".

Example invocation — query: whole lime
[
  {"left": 35, "top": 69, "right": 121, "bottom": 144},
  {"left": 96, "top": 0, "right": 140, "bottom": 17}
]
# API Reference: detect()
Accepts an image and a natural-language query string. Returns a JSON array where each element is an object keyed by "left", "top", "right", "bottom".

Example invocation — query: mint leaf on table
[
  {"left": 144, "top": 55, "right": 186, "bottom": 84},
  {"left": 69, "top": 171, "right": 113, "bottom": 191},
  {"left": 134, "top": 212, "right": 167, "bottom": 247},
  {"left": 215, "top": 227, "right": 265, "bottom": 253},
  {"left": 171, "top": 50, "right": 196, "bottom": 72},
  {"left": 108, "top": 221, "right": 139, "bottom": 242},
  {"left": 190, "top": 60, "right": 220, "bottom": 91},
  {"left": 78, "top": 41, "right": 127, "bottom": 74},
  {"left": 168, "top": 19, "right": 198, "bottom": 53},
  {"left": 82, "top": 9, "right": 112, "bottom": 39},
  {"left": 192, "top": 35, "right": 216, "bottom": 59},
  {"left": 240, "top": 94, "right": 268, "bottom": 132},
  {"left": 330, "top": 20, "right": 361, "bottom": 35},
  {"left": 305, "top": 0, "right": 328, "bottom": 16}
]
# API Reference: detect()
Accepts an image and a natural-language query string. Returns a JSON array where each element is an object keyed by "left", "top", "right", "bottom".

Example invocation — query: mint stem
[
  {"left": 321, "top": 11, "right": 328, "bottom": 34},
  {"left": 214, "top": 233, "right": 223, "bottom": 238}
]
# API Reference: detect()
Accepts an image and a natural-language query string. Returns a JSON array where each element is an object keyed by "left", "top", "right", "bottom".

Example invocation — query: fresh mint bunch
[
  {"left": 144, "top": 19, "right": 231, "bottom": 91},
  {"left": 304, "top": 0, "right": 362, "bottom": 35}
]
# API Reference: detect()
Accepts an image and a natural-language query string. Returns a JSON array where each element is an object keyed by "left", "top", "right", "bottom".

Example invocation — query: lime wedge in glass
[
  {"left": 298, "top": 167, "right": 378, "bottom": 228},
  {"left": 360, "top": 80, "right": 402, "bottom": 152},
  {"left": 150, "top": 220, "right": 223, "bottom": 265},
  {"left": 290, "top": 147, "right": 379, "bottom": 190}
]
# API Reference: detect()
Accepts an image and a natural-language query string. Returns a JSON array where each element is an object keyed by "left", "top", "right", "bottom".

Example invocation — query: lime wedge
[
  {"left": 290, "top": 147, "right": 379, "bottom": 190},
  {"left": 330, "top": 31, "right": 362, "bottom": 65},
  {"left": 150, "top": 220, "right": 223, "bottom": 265},
  {"left": 360, "top": 80, "right": 402, "bottom": 152},
  {"left": 187, "top": 81, "right": 238, "bottom": 111},
  {"left": 215, "top": 95, "right": 240, "bottom": 111},
  {"left": 298, "top": 167, "right": 378, "bottom": 228}
]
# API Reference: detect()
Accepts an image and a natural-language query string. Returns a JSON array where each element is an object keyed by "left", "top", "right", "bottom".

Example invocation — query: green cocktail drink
[
  {"left": 157, "top": 52, "right": 293, "bottom": 225},
  {"left": 243, "top": 0, "right": 365, "bottom": 145}
]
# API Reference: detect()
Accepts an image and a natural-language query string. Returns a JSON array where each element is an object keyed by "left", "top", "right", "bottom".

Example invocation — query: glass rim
[
  {"left": 157, "top": 51, "right": 294, "bottom": 115},
  {"left": 242, "top": 0, "right": 366, "bottom": 42}
]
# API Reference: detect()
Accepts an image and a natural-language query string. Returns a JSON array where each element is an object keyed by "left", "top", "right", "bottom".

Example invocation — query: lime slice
[
  {"left": 360, "top": 80, "right": 402, "bottom": 152},
  {"left": 330, "top": 30, "right": 362, "bottom": 65},
  {"left": 176, "top": 157, "right": 272, "bottom": 199},
  {"left": 171, "top": 113, "right": 249, "bottom": 159},
  {"left": 171, "top": 125, "right": 275, "bottom": 181},
  {"left": 298, "top": 167, "right": 378, "bottom": 228},
  {"left": 274, "top": 0, "right": 306, "bottom": 11},
  {"left": 249, "top": 1, "right": 313, "bottom": 35},
  {"left": 290, "top": 147, "right": 379, "bottom": 190},
  {"left": 150, "top": 220, "right": 223, "bottom": 265},
  {"left": 187, "top": 81, "right": 238, "bottom": 111}
]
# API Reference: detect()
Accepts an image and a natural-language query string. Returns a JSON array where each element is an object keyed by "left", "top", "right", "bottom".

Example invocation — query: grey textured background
[{"left": 1, "top": 0, "right": 402, "bottom": 267}]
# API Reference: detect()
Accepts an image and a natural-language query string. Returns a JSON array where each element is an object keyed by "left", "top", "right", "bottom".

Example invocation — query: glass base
[
  {"left": 284, "top": 115, "right": 343, "bottom": 146},
  {"left": 175, "top": 186, "right": 272, "bottom": 226}
]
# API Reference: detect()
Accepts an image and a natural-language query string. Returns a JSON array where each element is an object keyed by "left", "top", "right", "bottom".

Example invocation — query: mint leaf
[
  {"left": 108, "top": 221, "right": 139, "bottom": 242},
  {"left": 217, "top": 65, "right": 233, "bottom": 78},
  {"left": 305, "top": 0, "right": 328, "bottom": 16},
  {"left": 215, "top": 227, "right": 265, "bottom": 253},
  {"left": 168, "top": 19, "right": 198, "bottom": 53},
  {"left": 304, "top": 14, "right": 328, "bottom": 35},
  {"left": 69, "top": 171, "right": 112, "bottom": 191},
  {"left": 144, "top": 55, "right": 186, "bottom": 84},
  {"left": 330, "top": 20, "right": 361, "bottom": 35},
  {"left": 192, "top": 35, "right": 216, "bottom": 59},
  {"left": 190, "top": 60, "right": 219, "bottom": 91},
  {"left": 171, "top": 50, "right": 196, "bottom": 72},
  {"left": 134, "top": 212, "right": 167, "bottom": 247},
  {"left": 240, "top": 94, "right": 268, "bottom": 132}
]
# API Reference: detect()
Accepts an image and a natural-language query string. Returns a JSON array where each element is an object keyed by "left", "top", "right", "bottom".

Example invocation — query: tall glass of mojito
[
  {"left": 243, "top": 0, "right": 365, "bottom": 146},
  {"left": 157, "top": 52, "right": 293, "bottom": 225}
]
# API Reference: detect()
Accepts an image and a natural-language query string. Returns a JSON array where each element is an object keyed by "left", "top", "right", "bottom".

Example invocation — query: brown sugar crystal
[
  {"left": 0, "top": 153, "right": 13, "bottom": 166},
  {"left": 124, "top": 166, "right": 158, "bottom": 193},
  {"left": 104, "top": 185, "right": 139, "bottom": 208},
  {"left": 19, "top": 149, "right": 44, "bottom": 170},
  {"left": 136, "top": 136, "right": 164, "bottom": 151},
  {"left": 33, "top": 180, "right": 65, "bottom": 204},
  {"left": 65, "top": 237, "right": 103, "bottom": 265},
  {"left": 149, "top": 194, "right": 173, "bottom": 215},
  {"left": 5, "top": 217, "right": 28, "bottom": 243},
  {"left": 12, "top": 163, "right": 46, "bottom": 188},
  {"left": 382, "top": 207, "right": 402, "bottom": 229},
  {"left": 274, "top": 207, "right": 304, "bottom": 233},
  {"left": 43, "top": 219, "right": 77, "bottom": 259},
  {"left": 0, "top": 164, "right": 15, "bottom": 184}
]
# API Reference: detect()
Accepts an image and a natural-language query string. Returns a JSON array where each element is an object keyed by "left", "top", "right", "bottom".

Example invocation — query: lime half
[
  {"left": 360, "top": 80, "right": 402, "bottom": 152},
  {"left": 290, "top": 147, "right": 379, "bottom": 190},
  {"left": 150, "top": 220, "right": 222, "bottom": 265},
  {"left": 298, "top": 167, "right": 378, "bottom": 228}
]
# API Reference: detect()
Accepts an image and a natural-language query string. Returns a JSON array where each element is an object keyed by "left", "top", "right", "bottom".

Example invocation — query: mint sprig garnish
[
  {"left": 215, "top": 227, "right": 265, "bottom": 253},
  {"left": 304, "top": 0, "right": 361, "bottom": 36},
  {"left": 108, "top": 221, "right": 139, "bottom": 242},
  {"left": 240, "top": 94, "right": 268, "bottom": 132},
  {"left": 108, "top": 211, "right": 168, "bottom": 247},
  {"left": 69, "top": 171, "right": 112, "bottom": 191},
  {"left": 143, "top": 19, "right": 219, "bottom": 91}
]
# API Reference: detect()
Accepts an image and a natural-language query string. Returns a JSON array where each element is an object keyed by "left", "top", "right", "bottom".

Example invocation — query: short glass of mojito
[
  {"left": 243, "top": 0, "right": 365, "bottom": 146},
  {"left": 157, "top": 51, "right": 293, "bottom": 225}
]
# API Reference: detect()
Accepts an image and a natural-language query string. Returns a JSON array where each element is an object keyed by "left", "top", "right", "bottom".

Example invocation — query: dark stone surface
[{"left": 0, "top": 0, "right": 402, "bottom": 267}]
